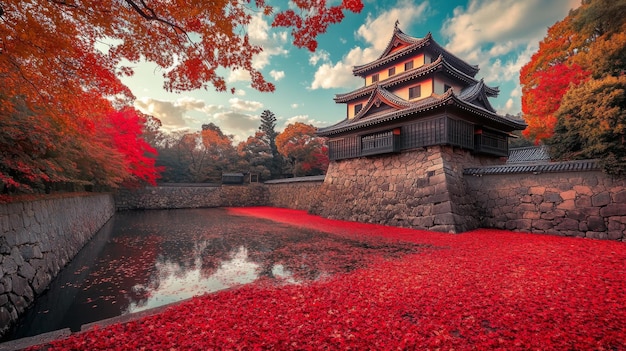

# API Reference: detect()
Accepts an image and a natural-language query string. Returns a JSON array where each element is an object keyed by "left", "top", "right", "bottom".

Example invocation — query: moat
[{"left": 6, "top": 208, "right": 420, "bottom": 341}]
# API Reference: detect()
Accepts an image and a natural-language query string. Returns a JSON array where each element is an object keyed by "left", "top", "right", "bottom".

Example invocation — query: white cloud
[
  {"left": 213, "top": 111, "right": 260, "bottom": 140},
  {"left": 505, "top": 98, "right": 514, "bottom": 110},
  {"left": 270, "top": 70, "right": 285, "bottom": 81},
  {"left": 235, "top": 89, "right": 246, "bottom": 96},
  {"left": 311, "top": 60, "right": 360, "bottom": 90},
  {"left": 291, "top": 103, "right": 299, "bottom": 109},
  {"left": 309, "top": 0, "right": 430, "bottom": 90},
  {"left": 510, "top": 86, "right": 521, "bottom": 98},
  {"left": 280, "top": 115, "right": 331, "bottom": 131},
  {"left": 442, "top": 0, "right": 579, "bottom": 57},
  {"left": 309, "top": 50, "right": 331, "bottom": 65},
  {"left": 440, "top": 0, "right": 579, "bottom": 114},
  {"left": 247, "top": 13, "right": 289, "bottom": 70},
  {"left": 356, "top": 0, "right": 430, "bottom": 51},
  {"left": 228, "top": 69, "right": 251, "bottom": 83},
  {"left": 228, "top": 97, "right": 263, "bottom": 112},
  {"left": 134, "top": 96, "right": 222, "bottom": 131}
]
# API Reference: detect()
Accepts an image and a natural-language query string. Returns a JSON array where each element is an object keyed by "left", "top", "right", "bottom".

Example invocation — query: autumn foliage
[
  {"left": 28, "top": 207, "right": 626, "bottom": 350},
  {"left": 520, "top": 0, "right": 626, "bottom": 142},
  {"left": 0, "top": 1, "right": 362, "bottom": 193},
  {"left": 276, "top": 122, "right": 329, "bottom": 177}
]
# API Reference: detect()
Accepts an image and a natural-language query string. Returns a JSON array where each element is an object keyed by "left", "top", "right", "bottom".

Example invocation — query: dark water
[{"left": 7, "top": 208, "right": 419, "bottom": 341}]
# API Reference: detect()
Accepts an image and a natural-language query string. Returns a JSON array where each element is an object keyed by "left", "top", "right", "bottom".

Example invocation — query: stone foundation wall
[
  {"left": 265, "top": 176, "right": 324, "bottom": 211},
  {"left": 115, "top": 184, "right": 269, "bottom": 210},
  {"left": 0, "top": 194, "right": 115, "bottom": 337},
  {"left": 310, "top": 146, "right": 499, "bottom": 233},
  {"left": 465, "top": 171, "right": 626, "bottom": 241}
]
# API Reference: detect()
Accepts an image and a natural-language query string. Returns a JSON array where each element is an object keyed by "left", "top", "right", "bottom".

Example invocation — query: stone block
[
  {"left": 600, "top": 203, "right": 626, "bottom": 217},
  {"left": 2, "top": 257, "right": 17, "bottom": 275},
  {"left": 586, "top": 231, "right": 608, "bottom": 240},
  {"left": 587, "top": 216, "right": 607, "bottom": 232},
  {"left": 575, "top": 195, "right": 592, "bottom": 208},
  {"left": 432, "top": 201, "right": 452, "bottom": 215},
  {"left": 434, "top": 213, "right": 456, "bottom": 225},
  {"left": 18, "top": 262, "right": 36, "bottom": 282},
  {"left": 529, "top": 186, "right": 545, "bottom": 195},
  {"left": 566, "top": 210, "right": 587, "bottom": 221},
  {"left": 556, "top": 218, "right": 579, "bottom": 231},
  {"left": 544, "top": 192, "right": 561, "bottom": 203},
  {"left": 557, "top": 200, "right": 576, "bottom": 211},
  {"left": 592, "top": 192, "right": 611, "bottom": 207},
  {"left": 517, "top": 203, "right": 536, "bottom": 212},
  {"left": 613, "top": 189, "right": 626, "bottom": 203},
  {"left": 573, "top": 185, "right": 593, "bottom": 196},
  {"left": 538, "top": 202, "right": 554, "bottom": 212},
  {"left": 505, "top": 219, "right": 531, "bottom": 230},
  {"left": 560, "top": 190, "right": 576, "bottom": 200},
  {"left": 520, "top": 195, "right": 532, "bottom": 203},
  {"left": 607, "top": 230, "right": 624, "bottom": 241},
  {"left": 411, "top": 216, "right": 434, "bottom": 228},
  {"left": 8, "top": 293, "right": 27, "bottom": 314},
  {"left": 10, "top": 275, "right": 28, "bottom": 297},
  {"left": 532, "top": 219, "right": 554, "bottom": 230},
  {"left": 521, "top": 211, "right": 541, "bottom": 220}
]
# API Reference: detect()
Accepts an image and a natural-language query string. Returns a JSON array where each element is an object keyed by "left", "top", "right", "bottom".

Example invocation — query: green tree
[
  {"left": 258, "top": 110, "right": 282, "bottom": 178},
  {"left": 547, "top": 76, "right": 626, "bottom": 175},
  {"left": 521, "top": 0, "right": 626, "bottom": 174}
]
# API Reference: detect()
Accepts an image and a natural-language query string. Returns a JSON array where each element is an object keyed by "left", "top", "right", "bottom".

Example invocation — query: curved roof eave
[{"left": 319, "top": 90, "right": 526, "bottom": 137}]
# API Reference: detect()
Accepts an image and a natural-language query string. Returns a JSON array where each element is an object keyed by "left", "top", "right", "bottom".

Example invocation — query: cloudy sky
[{"left": 122, "top": 0, "right": 581, "bottom": 142}]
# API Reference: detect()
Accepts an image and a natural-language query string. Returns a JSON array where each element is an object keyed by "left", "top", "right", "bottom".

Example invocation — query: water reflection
[
  {"left": 127, "top": 246, "right": 296, "bottom": 314},
  {"left": 7, "top": 208, "right": 420, "bottom": 340}
]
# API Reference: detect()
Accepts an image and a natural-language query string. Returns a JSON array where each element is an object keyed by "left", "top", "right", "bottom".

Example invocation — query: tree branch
[{"left": 124, "top": 0, "right": 187, "bottom": 36}]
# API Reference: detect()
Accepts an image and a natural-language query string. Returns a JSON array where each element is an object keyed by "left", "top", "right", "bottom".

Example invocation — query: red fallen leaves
[{"left": 32, "top": 207, "right": 626, "bottom": 350}]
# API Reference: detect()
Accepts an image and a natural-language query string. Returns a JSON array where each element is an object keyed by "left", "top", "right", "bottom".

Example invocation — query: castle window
[
  {"left": 372, "top": 73, "right": 379, "bottom": 83},
  {"left": 354, "top": 103, "right": 363, "bottom": 115},
  {"left": 409, "top": 85, "right": 421, "bottom": 99},
  {"left": 388, "top": 67, "right": 396, "bottom": 76},
  {"left": 404, "top": 61, "right": 414, "bottom": 71}
]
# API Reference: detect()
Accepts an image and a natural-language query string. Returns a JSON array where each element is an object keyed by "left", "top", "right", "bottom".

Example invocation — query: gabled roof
[
  {"left": 458, "top": 79, "right": 499, "bottom": 113},
  {"left": 318, "top": 87, "right": 526, "bottom": 137},
  {"left": 352, "top": 26, "right": 479, "bottom": 78},
  {"left": 335, "top": 55, "right": 494, "bottom": 103},
  {"left": 352, "top": 85, "right": 413, "bottom": 121},
  {"left": 506, "top": 145, "right": 551, "bottom": 164}
]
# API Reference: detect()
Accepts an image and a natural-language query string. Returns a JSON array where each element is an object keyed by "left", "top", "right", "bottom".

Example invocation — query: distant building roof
[
  {"left": 507, "top": 145, "right": 551, "bottom": 164},
  {"left": 464, "top": 159, "right": 601, "bottom": 176}
]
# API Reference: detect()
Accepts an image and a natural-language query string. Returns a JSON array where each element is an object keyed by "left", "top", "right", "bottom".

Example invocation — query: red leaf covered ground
[{"left": 33, "top": 207, "right": 625, "bottom": 350}]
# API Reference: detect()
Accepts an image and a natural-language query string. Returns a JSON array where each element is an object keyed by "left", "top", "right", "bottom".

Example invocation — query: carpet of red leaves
[{"left": 34, "top": 207, "right": 625, "bottom": 350}]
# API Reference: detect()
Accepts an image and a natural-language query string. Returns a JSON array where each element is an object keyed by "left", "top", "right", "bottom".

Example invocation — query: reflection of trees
[{"left": 12, "top": 208, "right": 427, "bottom": 339}]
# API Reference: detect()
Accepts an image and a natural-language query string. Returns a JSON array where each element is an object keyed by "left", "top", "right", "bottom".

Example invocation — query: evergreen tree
[{"left": 258, "top": 110, "right": 283, "bottom": 178}]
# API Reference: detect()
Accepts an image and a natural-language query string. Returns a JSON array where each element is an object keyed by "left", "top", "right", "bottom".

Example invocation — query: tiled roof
[
  {"left": 506, "top": 146, "right": 551, "bottom": 164},
  {"left": 335, "top": 55, "right": 496, "bottom": 103},
  {"left": 352, "top": 29, "right": 479, "bottom": 77},
  {"left": 463, "top": 159, "right": 600, "bottom": 176},
  {"left": 264, "top": 175, "right": 326, "bottom": 184},
  {"left": 458, "top": 79, "right": 498, "bottom": 113},
  {"left": 318, "top": 88, "right": 526, "bottom": 136}
]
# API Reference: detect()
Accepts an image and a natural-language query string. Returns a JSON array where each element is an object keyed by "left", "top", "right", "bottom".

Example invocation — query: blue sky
[{"left": 121, "top": 0, "right": 580, "bottom": 142}]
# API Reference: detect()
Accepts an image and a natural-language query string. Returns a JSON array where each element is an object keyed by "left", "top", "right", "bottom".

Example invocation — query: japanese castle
[{"left": 317, "top": 24, "right": 526, "bottom": 159}]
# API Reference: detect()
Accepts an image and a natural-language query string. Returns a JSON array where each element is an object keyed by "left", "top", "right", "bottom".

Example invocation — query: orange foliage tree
[
  {"left": 520, "top": 0, "right": 626, "bottom": 144},
  {"left": 0, "top": 0, "right": 363, "bottom": 193},
  {"left": 276, "top": 122, "right": 328, "bottom": 177}
]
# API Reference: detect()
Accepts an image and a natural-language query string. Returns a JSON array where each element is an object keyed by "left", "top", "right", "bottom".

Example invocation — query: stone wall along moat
[{"left": 0, "top": 194, "right": 115, "bottom": 337}]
